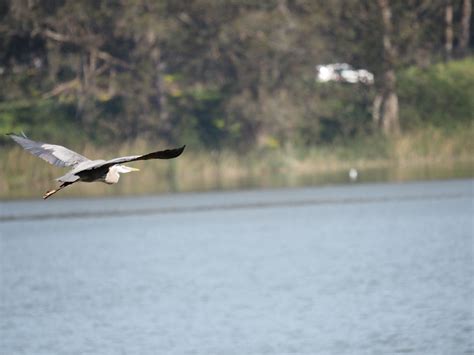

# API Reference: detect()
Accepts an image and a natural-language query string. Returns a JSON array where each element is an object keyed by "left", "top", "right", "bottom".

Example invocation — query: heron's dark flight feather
[{"left": 82, "top": 145, "right": 186, "bottom": 172}]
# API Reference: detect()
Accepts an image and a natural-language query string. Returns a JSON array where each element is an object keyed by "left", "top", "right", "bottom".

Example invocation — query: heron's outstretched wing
[
  {"left": 8, "top": 133, "right": 90, "bottom": 168},
  {"left": 81, "top": 145, "right": 186, "bottom": 172}
]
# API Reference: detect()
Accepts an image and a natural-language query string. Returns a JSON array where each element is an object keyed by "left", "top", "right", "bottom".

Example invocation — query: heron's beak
[{"left": 128, "top": 167, "right": 140, "bottom": 172}]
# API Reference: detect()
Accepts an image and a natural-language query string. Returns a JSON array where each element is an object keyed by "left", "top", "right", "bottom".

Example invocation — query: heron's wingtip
[
  {"left": 174, "top": 145, "right": 186, "bottom": 155},
  {"left": 6, "top": 131, "right": 27, "bottom": 138},
  {"left": 166, "top": 144, "right": 186, "bottom": 159}
]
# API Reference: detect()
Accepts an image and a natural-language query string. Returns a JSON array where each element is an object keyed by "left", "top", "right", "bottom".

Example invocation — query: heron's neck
[{"left": 105, "top": 167, "right": 120, "bottom": 184}]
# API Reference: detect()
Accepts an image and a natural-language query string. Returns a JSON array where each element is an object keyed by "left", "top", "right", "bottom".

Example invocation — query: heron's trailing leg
[{"left": 43, "top": 182, "right": 74, "bottom": 200}]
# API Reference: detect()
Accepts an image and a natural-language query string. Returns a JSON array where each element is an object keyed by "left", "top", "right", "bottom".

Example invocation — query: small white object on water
[{"left": 349, "top": 168, "right": 358, "bottom": 181}]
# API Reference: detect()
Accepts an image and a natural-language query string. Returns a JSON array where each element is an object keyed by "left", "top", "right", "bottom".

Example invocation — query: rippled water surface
[{"left": 1, "top": 179, "right": 473, "bottom": 354}]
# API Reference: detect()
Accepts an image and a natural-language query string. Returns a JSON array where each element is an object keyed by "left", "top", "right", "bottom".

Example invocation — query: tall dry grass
[{"left": 1, "top": 126, "right": 472, "bottom": 199}]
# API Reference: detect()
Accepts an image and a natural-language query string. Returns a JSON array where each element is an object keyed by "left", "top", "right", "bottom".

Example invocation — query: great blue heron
[{"left": 8, "top": 133, "right": 185, "bottom": 199}]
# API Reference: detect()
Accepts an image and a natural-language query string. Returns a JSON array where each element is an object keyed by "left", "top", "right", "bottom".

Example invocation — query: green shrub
[{"left": 398, "top": 57, "right": 474, "bottom": 129}]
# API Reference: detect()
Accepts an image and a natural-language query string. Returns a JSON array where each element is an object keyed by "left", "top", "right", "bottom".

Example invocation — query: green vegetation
[
  {"left": 398, "top": 58, "right": 474, "bottom": 129},
  {"left": 0, "top": 1, "right": 472, "bottom": 198}
]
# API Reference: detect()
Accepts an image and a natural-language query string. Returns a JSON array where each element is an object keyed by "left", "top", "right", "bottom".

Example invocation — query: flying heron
[{"left": 8, "top": 133, "right": 185, "bottom": 199}]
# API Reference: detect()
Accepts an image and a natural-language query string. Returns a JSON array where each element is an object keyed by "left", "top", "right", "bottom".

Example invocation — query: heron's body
[
  {"left": 8, "top": 133, "right": 185, "bottom": 199},
  {"left": 57, "top": 160, "right": 109, "bottom": 183}
]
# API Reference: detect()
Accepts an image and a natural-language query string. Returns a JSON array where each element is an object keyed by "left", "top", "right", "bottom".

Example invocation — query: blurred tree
[
  {"left": 445, "top": 0, "right": 454, "bottom": 61},
  {"left": 0, "top": 0, "right": 472, "bottom": 148},
  {"left": 459, "top": 0, "right": 471, "bottom": 56},
  {"left": 374, "top": 0, "right": 399, "bottom": 135}
]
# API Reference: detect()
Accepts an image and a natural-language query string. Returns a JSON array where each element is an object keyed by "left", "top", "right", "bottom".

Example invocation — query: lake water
[{"left": 1, "top": 179, "right": 473, "bottom": 354}]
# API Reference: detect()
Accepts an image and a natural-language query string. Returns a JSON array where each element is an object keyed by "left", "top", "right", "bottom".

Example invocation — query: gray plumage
[
  {"left": 8, "top": 133, "right": 185, "bottom": 199},
  {"left": 9, "top": 133, "right": 89, "bottom": 168}
]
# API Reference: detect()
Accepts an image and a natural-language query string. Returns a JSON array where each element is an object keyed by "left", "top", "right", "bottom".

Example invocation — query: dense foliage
[{"left": 0, "top": 0, "right": 472, "bottom": 150}]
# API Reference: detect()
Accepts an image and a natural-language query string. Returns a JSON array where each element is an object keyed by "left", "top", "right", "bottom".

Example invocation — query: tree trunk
[
  {"left": 376, "top": 0, "right": 400, "bottom": 135},
  {"left": 459, "top": 0, "right": 472, "bottom": 56},
  {"left": 372, "top": 94, "right": 383, "bottom": 127},
  {"left": 445, "top": 1, "right": 454, "bottom": 61},
  {"left": 148, "top": 38, "right": 171, "bottom": 141},
  {"left": 381, "top": 84, "right": 399, "bottom": 134}
]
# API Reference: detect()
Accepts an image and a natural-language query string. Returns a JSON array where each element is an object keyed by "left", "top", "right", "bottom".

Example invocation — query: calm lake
[{"left": 1, "top": 179, "right": 473, "bottom": 354}]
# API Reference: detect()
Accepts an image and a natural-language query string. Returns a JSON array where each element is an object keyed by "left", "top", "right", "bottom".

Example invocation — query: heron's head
[{"left": 116, "top": 165, "right": 140, "bottom": 174}]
